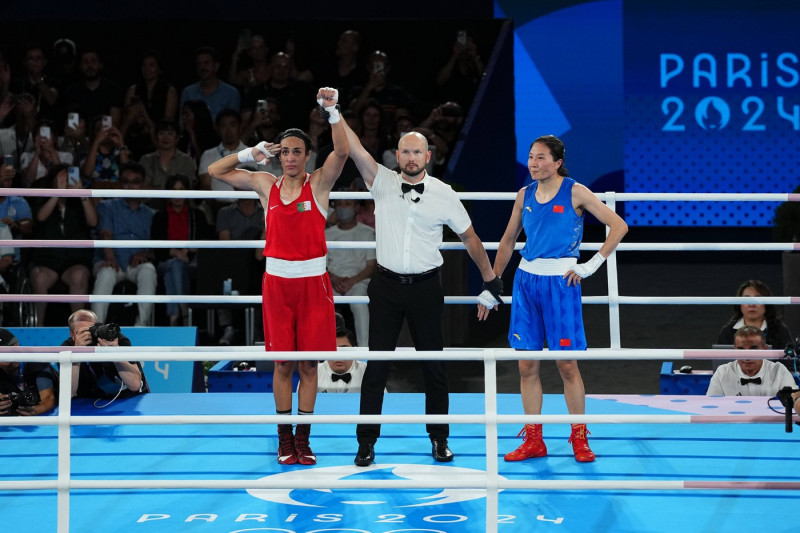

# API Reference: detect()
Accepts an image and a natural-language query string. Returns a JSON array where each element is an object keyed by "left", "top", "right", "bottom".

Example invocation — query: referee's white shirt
[
  {"left": 367, "top": 165, "right": 472, "bottom": 275},
  {"left": 706, "top": 359, "right": 796, "bottom": 396},
  {"left": 317, "top": 360, "right": 367, "bottom": 393}
]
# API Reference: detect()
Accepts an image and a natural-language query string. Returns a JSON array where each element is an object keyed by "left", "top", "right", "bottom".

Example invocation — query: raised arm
[
  {"left": 340, "top": 111, "right": 379, "bottom": 187},
  {"left": 313, "top": 87, "right": 350, "bottom": 193}
]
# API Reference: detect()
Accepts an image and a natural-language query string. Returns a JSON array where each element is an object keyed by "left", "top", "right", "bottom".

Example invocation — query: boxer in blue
[{"left": 478, "top": 135, "right": 627, "bottom": 462}]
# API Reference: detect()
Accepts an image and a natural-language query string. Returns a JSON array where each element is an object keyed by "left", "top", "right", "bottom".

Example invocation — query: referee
[{"left": 341, "top": 120, "right": 502, "bottom": 466}]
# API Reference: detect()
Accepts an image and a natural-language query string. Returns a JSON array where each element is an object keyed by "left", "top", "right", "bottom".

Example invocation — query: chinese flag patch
[
  {"left": 553, "top": 205, "right": 564, "bottom": 213},
  {"left": 560, "top": 338, "right": 571, "bottom": 347}
]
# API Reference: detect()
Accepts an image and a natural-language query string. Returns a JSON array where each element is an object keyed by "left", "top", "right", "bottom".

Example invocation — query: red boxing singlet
[
  {"left": 263, "top": 173, "right": 327, "bottom": 261},
  {"left": 260, "top": 173, "right": 336, "bottom": 353}
]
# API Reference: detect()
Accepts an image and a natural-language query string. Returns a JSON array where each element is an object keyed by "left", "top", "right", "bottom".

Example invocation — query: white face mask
[{"left": 335, "top": 206, "right": 355, "bottom": 223}]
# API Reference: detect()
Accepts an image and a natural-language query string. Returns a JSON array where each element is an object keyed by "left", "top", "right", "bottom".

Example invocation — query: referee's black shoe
[
  {"left": 431, "top": 437, "right": 454, "bottom": 462},
  {"left": 354, "top": 443, "right": 375, "bottom": 467}
]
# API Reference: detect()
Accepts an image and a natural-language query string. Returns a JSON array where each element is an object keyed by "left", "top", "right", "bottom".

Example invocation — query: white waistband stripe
[
  {"left": 518, "top": 257, "right": 578, "bottom": 276},
  {"left": 265, "top": 256, "right": 327, "bottom": 278}
]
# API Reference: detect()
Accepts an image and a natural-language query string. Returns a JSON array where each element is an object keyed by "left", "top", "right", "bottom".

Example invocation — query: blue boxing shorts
[{"left": 508, "top": 268, "right": 587, "bottom": 351}]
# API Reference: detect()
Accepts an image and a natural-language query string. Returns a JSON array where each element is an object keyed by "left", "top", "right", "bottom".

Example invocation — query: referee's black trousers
[{"left": 357, "top": 271, "right": 449, "bottom": 445}]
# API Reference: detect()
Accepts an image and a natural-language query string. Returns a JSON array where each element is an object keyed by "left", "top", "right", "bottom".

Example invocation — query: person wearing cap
[{"left": 0, "top": 328, "right": 58, "bottom": 416}]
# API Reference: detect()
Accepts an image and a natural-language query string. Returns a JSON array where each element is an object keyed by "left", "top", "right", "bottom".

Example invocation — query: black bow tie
[
  {"left": 332, "top": 372, "right": 351, "bottom": 383},
  {"left": 401, "top": 183, "right": 424, "bottom": 195},
  {"left": 740, "top": 377, "right": 762, "bottom": 385}
]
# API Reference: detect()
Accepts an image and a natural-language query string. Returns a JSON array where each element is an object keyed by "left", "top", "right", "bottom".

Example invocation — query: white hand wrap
[
  {"left": 570, "top": 252, "right": 606, "bottom": 279},
  {"left": 477, "top": 290, "right": 500, "bottom": 309},
  {"left": 253, "top": 141, "right": 273, "bottom": 165},
  {"left": 317, "top": 88, "right": 340, "bottom": 124},
  {"left": 237, "top": 147, "right": 255, "bottom": 164}
]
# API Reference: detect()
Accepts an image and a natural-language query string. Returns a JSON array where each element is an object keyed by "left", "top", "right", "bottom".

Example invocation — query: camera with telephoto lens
[
  {"left": 8, "top": 387, "right": 41, "bottom": 411},
  {"left": 88, "top": 322, "right": 121, "bottom": 344}
]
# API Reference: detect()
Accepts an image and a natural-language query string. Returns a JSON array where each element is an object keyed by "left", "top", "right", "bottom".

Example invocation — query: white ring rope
[
  {"left": 3, "top": 239, "right": 800, "bottom": 252},
  {"left": 0, "top": 347, "right": 789, "bottom": 361},
  {"left": 1, "top": 413, "right": 794, "bottom": 428},
  {"left": 6, "top": 187, "right": 800, "bottom": 202},
  {"left": 2, "top": 479, "right": 799, "bottom": 492},
  {"left": 1, "top": 294, "right": 797, "bottom": 307}
]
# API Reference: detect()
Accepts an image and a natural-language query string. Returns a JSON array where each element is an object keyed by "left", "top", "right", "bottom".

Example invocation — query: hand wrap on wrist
[
  {"left": 570, "top": 252, "right": 606, "bottom": 279},
  {"left": 481, "top": 276, "right": 504, "bottom": 304},
  {"left": 317, "top": 88, "right": 341, "bottom": 124},
  {"left": 253, "top": 141, "right": 273, "bottom": 165},
  {"left": 237, "top": 147, "right": 255, "bottom": 164},
  {"left": 477, "top": 290, "right": 500, "bottom": 309}
]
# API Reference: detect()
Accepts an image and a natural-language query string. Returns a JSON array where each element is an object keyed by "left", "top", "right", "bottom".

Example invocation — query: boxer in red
[{"left": 209, "top": 87, "right": 348, "bottom": 465}]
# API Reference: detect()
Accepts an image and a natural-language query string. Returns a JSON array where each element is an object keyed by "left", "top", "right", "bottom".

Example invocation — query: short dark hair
[
  {"left": 164, "top": 174, "right": 191, "bottom": 191},
  {"left": 78, "top": 46, "right": 101, "bottom": 62},
  {"left": 215, "top": 108, "right": 241, "bottom": 128},
  {"left": 119, "top": 162, "right": 146, "bottom": 180},
  {"left": 276, "top": 128, "right": 312, "bottom": 153},
  {"left": 140, "top": 49, "right": 163, "bottom": 67},
  {"left": 156, "top": 118, "right": 178, "bottom": 133},
  {"left": 336, "top": 326, "right": 357, "bottom": 347},
  {"left": 195, "top": 45, "right": 219, "bottom": 63},
  {"left": 23, "top": 42, "right": 45, "bottom": 57}
]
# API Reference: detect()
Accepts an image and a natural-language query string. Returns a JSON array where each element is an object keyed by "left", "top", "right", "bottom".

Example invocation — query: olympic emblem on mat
[{"left": 247, "top": 464, "right": 505, "bottom": 507}]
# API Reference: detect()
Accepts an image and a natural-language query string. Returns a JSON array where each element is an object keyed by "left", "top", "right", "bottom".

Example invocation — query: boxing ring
[{"left": 2, "top": 188, "right": 800, "bottom": 533}]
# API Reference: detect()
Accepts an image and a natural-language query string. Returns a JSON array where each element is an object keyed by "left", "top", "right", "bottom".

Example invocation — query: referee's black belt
[{"left": 376, "top": 264, "right": 440, "bottom": 285}]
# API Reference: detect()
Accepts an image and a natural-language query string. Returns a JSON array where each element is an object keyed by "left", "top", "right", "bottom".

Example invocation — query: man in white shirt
[
  {"left": 707, "top": 325, "right": 796, "bottom": 396},
  {"left": 318, "top": 325, "right": 366, "bottom": 393},
  {"left": 326, "top": 197, "right": 376, "bottom": 348},
  {"left": 341, "top": 119, "right": 502, "bottom": 466}
]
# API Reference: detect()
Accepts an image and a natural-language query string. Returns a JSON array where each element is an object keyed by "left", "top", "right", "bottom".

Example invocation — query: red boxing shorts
[{"left": 262, "top": 271, "right": 337, "bottom": 359}]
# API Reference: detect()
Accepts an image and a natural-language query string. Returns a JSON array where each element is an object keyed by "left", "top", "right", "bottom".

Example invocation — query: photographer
[
  {"left": 0, "top": 328, "right": 57, "bottom": 416},
  {"left": 61, "top": 309, "right": 148, "bottom": 399}
]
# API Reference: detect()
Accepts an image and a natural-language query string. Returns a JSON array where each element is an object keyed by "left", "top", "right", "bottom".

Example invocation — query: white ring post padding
[
  {"left": 56, "top": 351, "right": 72, "bottom": 533},
  {"left": 605, "top": 192, "right": 622, "bottom": 349},
  {"left": 483, "top": 349, "right": 499, "bottom": 533}
]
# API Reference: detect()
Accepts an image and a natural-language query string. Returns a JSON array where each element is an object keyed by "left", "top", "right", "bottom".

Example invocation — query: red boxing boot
[
  {"left": 504, "top": 424, "right": 547, "bottom": 461},
  {"left": 294, "top": 424, "right": 317, "bottom": 465},
  {"left": 277, "top": 424, "right": 297, "bottom": 465},
  {"left": 568, "top": 423, "right": 596, "bottom": 462}
]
